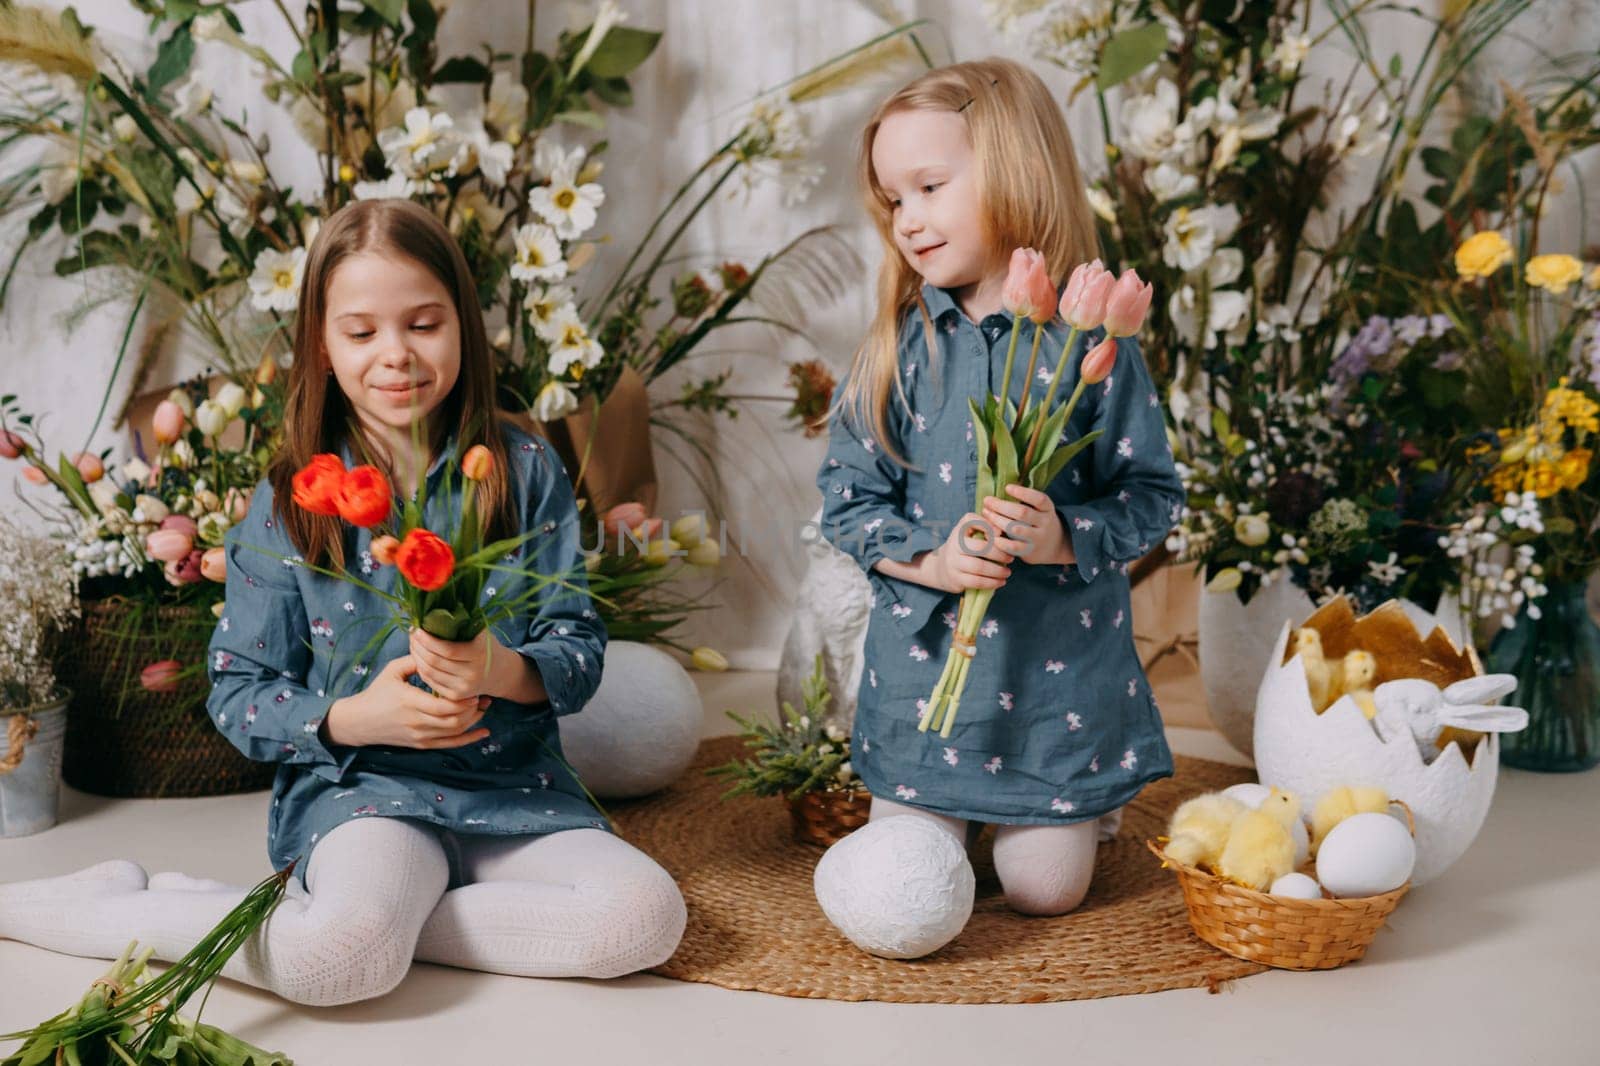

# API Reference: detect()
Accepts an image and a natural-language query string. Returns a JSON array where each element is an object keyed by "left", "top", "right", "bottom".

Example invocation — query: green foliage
[{"left": 707, "top": 654, "right": 859, "bottom": 802}]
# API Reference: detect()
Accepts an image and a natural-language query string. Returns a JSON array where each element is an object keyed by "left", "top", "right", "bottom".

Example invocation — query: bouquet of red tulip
[
  {"left": 280, "top": 430, "right": 573, "bottom": 665},
  {"left": 918, "top": 252, "right": 1153, "bottom": 739}
]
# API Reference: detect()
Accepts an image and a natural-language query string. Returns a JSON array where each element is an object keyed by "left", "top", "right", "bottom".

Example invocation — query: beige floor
[{"left": 1, "top": 670, "right": 1594, "bottom": 1066}]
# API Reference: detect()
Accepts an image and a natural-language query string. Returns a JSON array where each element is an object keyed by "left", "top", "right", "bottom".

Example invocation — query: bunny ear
[
  {"left": 1435, "top": 704, "right": 1530, "bottom": 733},
  {"left": 1444, "top": 674, "right": 1518, "bottom": 706}
]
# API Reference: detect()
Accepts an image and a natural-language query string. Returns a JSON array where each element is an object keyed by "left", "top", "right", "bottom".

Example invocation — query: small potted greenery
[
  {"left": 708, "top": 654, "right": 869, "bottom": 846},
  {"left": 0, "top": 516, "right": 78, "bottom": 836}
]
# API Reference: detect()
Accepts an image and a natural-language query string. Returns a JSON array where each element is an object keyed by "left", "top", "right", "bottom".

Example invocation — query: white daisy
[
  {"left": 532, "top": 380, "right": 579, "bottom": 422},
  {"left": 545, "top": 309, "right": 603, "bottom": 376},
  {"left": 524, "top": 285, "right": 578, "bottom": 343},
  {"left": 248, "top": 247, "right": 306, "bottom": 313},
  {"left": 527, "top": 159, "right": 604, "bottom": 240},
  {"left": 377, "top": 107, "right": 454, "bottom": 175},
  {"left": 510, "top": 222, "right": 567, "bottom": 283},
  {"left": 353, "top": 172, "right": 419, "bottom": 200}
]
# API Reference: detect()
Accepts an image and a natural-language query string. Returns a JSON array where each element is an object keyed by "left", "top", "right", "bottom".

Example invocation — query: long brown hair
[
  {"left": 267, "top": 198, "right": 514, "bottom": 570},
  {"left": 838, "top": 57, "right": 1100, "bottom": 468}
]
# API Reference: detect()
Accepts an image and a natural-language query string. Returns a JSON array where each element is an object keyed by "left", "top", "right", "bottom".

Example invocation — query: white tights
[
  {"left": 0, "top": 819, "right": 686, "bottom": 1006},
  {"left": 868, "top": 797, "right": 1121, "bottom": 916}
]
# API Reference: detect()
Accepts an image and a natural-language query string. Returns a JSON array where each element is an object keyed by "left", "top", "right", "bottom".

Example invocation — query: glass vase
[{"left": 1486, "top": 579, "right": 1600, "bottom": 772}]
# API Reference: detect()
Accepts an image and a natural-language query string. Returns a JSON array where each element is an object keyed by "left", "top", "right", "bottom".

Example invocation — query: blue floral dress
[
  {"left": 206, "top": 422, "right": 608, "bottom": 886},
  {"left": 818, "top": 283, "right": 1186, "bottom": 825}
]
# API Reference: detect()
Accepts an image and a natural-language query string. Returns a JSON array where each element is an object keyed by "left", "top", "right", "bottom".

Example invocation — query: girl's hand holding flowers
[
  {"left": 981, "top": 483, "right": 1075, "bottom": 567},
  {"left": 407, "top": 625, "right": 545, "bottom": 705},
  {"left": 324, "top": 655, "right": 490, "bottom": 750}
]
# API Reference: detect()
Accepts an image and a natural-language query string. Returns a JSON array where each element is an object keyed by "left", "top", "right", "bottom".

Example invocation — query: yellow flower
[
  {"left": 1206, "top": 567, "right": 1243, "bottom": 594},
  {"left": 1525, "top": 253, "right": 1585, "bottom": 295},
  {"left": 1559, "top": 448, "right": 1591, "bottom": 490},
  {"left": 1454, "top": 231, "right": 1512, "bottom": 278},
  {"left": 1529, "top": 462, "right": 1565, "bottom": 498}
]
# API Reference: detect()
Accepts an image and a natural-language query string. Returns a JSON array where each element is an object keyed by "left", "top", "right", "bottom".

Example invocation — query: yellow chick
[
  {"left": 1290, "top": 628, "right": 1334, "bottom": 712},
  {"left": 1217, "top": 788, "right": 1302, "bottom": 891},
  {"left": 1338, "top": 650, "right": 1378, "bottom": 719},
  {"left": 1165, "top": 792, "right": 1248, "bottom": 870},
  {"left": 1310, "top": 785, "right": 1390, "bottom": 854}
]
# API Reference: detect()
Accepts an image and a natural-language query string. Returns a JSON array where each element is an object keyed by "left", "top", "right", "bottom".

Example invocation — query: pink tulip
[
  {"left": 1081, "top": 336, "right": 1119, "bottom": 384},
  {"left": 1059, "top": 260, "right": 1112, "bottom": 330},
  {"left": 146, "top": 528, "right": 195, "bottom": 562},
  {"left": 224, "top": 487, "right": 251, "bottom": 523},
  {"left": 140, "top": 660, "right": 182, "bottom": 693},
  {"left": 73, "top": 452, "right": 105, "bottom": 483},
  {"left": 1002, "top": 248, "right": 1056, "bottom": 324},
  {"left": 159, "top": 514, "right": 199, "bottom": 540},
  {"left": 21, "top": 465, "right": 47, "bottom": 485},
  {"left": 152, "top": 400, "right": 185, "bottom": 444},
  {"left": 1103, "top": 269, "right": 1154, "bottom": 337},
  {"left": 0, "top": 430, "right": 23, "bottom": 459},
  {"left": 201, "top": 546, "right": 227, "bottom": 582},
  {"left": 602, "top": 502, "right": 649, "bottom": 538}
]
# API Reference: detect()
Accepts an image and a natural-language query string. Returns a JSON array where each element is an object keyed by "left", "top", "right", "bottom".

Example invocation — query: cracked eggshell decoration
[{"left": 1253, "top": 598, "right": 1496, "bottom": 885}]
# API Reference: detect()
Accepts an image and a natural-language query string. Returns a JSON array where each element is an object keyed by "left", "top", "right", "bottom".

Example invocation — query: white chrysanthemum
[
  {"left": 528, "top": 158, "right": 604, "bottom": 239},
  {"left": 545, "top": 309, "right": 603, "bottom": 376},
  {"left": 511, "top": 223, "right": 567, "bottom": 283},
  {"left": 1144, "top": 161, "right": 1198, "bottom": 202},
  {"left": 1168, "top": 284, "right": 1249, "bottom": 349},
  {"left": 172, "top": 71, "right": 213, "bottom": 120},
  {"left": 524, "top": 284, "right": 578, "bottom": 343},
  {"left": 377, "top": 107, "right": 455, "bottom": 175},
  {"left": 353, "top": 173, "right": 420, "bottom": 200},
  {"left": 533, "top": 380, "right": 579, "bottom": 422},
  {"left": 1162, "top": 203, "right": 1241, "bottom": 272},
  {"left": 1119, "top": 79, "right": 1183, "bottom": 163},
  {"left": 249, "top": 247, "right": 306, "bottom": 313}
]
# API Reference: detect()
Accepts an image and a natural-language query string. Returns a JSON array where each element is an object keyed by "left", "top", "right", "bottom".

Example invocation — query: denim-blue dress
[
  {"left": 818, "top": 283, "right": 1186, "bottom": 825},
  {"left": 206, "top": 422, "right": 608, "bottom": 885}
]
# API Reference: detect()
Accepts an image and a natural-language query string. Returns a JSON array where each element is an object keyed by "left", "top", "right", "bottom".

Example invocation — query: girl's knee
[
  {"left": 993, "top": 822, "right": 1097, "bottom": 917},
  {"left": 587, "top": 867, "right": 687, "bottom": 977}
]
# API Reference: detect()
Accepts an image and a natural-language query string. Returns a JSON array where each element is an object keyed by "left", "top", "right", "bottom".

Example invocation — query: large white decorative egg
[
  {"left": 1254, "top": 598, "right": 1501, "bottom": 884},
  {"left": 814, "top": 815, "right": 975, "bottom": 959},
  {"left": 558, "top": 641, "right": 703, "bottom": 798},
  {"left": 1315, "top": 811, "right": 1416, "bottom": 897}
]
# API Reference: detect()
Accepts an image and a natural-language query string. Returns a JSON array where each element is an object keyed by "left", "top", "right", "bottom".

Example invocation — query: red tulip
[
  {"left": 1102, "top": 269, "right": 1154, "bottom": 337},
  {"left": 336, "top": 465, "right": 392, "bottom": 528},
  {"left": 394, "top": 528, "right": 455, "bottom": 591},
  {"left": 1081, "top": 336, "right": 1119, "bottom": 384},
  {"left": 0, "top": 430, "right": 23, "bottom": 459},
  {"left": 141, "top": 660, "right": 182, "bottom": 693},
  {"left": 164, "top": 549, "right": 205, "bottom": 585},
  {"left": 152, "top": 400, "right": 186, "bottom": 444},
  {"left": 1001, "top": 248, "right": 1056, "bottom": 324},
  {"left": 291, "top": 454, "right": 346, "bottom": 517}
]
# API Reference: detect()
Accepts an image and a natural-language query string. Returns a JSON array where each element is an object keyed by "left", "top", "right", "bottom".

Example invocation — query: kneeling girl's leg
[
  {"left": 414, "top": 828, "right": 686, "bottom": 980},
  {"left": 992, "top": 819, "right": 1099, "bottom": 916}
]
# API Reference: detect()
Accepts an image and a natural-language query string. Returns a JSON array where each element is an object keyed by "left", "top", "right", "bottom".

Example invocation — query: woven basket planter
[
  {"left": 1147, "top": 801, "right": 1415, "bottom": 970},
  {"left": 788, "top": 787, "right": 871, "bottom": 847},
  {"left": 59, "top": 597, "right": 276, "bottom": 798}
]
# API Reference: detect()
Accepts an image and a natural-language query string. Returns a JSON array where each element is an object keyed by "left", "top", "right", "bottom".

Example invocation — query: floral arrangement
[
  {"left": 0, "top": 868, "right": 293, "bottom": 1066},
  {"left": 708, "top": 654, "right": 860, "bottom": 801},
  {"left": 0, "top": 514, "right": 77, "bottom": 711},
  {"left": 581, "top": 501, "right": 721, "bottom": 651},
  {"left": 920, "top": 252, "right": 1151, "bottom": 738}
]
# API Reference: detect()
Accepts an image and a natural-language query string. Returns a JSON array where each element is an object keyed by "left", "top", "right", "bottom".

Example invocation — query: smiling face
[
  {"left": 871, "top": 108, "right": 999, "bottom": 301},
  {"left": 322, "top": 250, "right": 461, "bottom": 442}
]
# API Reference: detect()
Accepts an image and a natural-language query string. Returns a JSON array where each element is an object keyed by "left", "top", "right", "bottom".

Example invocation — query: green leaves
[
  {"left": 583, "top": 27, "right": 660, "bottom": 79},
  {"left": 1096, "top": 23, "right": 1167, "bottom": 90},
  {"left": 146, "top": 24, "right": 195, "bottom": 98},
  {"left": 361, "top": 0, "right": 405, "bottom": 27}
]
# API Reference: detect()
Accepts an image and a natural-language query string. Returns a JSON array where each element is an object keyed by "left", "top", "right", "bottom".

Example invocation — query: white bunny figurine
[{"left": 1370, "top": 674, "right": 1529, "bottom": 762}]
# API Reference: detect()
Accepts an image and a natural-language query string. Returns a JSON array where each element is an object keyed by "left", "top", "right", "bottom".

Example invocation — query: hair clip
[{"left": 957, "top": 77, "right": 1000, "bottom": 114}]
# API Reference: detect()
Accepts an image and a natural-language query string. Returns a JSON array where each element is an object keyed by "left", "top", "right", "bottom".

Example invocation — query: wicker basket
[
  {"left": 789, "top": 787, "right": 872, "bottom": 847},
  {"left": 1147, "top": 800, "right": 1415, "bottom": 971},
  {"left": 58, "top": 597, "right": 276, "bottom": 798}
]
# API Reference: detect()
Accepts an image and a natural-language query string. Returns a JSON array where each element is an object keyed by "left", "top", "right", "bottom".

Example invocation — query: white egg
[
  {"left": 1224, "top": 783, "right": 1310, "bottom": 867},
  {"left": 1315, "top": 812, "right": 1416, "bottom": 897},
  {"left": 1269, "top": 872, "right": 1323, "bottom": 900}
]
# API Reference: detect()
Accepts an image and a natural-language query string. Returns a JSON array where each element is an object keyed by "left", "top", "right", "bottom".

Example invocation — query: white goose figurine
[{"left": 1370, "top": 674, "right": 1529, "bottom": 762}]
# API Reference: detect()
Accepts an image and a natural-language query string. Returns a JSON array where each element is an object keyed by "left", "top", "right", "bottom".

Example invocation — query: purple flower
[{"left": 1393, "top": 315, "right": 1429, "bottom": 345}]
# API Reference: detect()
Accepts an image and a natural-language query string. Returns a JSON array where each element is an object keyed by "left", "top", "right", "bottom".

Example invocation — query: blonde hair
[{"left": 837, "top": 57, "right": 1099, "bottom": 469}]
